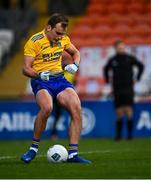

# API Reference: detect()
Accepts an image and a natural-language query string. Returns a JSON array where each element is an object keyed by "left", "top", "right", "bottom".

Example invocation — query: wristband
[
  {"left": 38, "top": 72, "right": 41, "bottom": 78},
  {"left": 74, "top": 61, "right": 79, "bottom": 68}
]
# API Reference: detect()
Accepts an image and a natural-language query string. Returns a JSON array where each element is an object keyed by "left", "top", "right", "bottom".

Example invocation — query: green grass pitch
[{"left": 0, "top": 138, "right": 151, "bottom": 179}]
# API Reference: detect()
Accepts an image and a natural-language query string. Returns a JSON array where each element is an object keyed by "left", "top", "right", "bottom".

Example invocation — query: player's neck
[{"left": 44, "top": 29, "right": 53, "bottom": 42}]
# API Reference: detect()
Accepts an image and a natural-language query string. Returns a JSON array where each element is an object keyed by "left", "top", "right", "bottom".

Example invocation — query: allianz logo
[
  {"left": 0, "top": 112, "right": 66, "bottom": 132},
  {"left": 137, "top": 111, "right": 151, "bottom": 130},
  {"left": 1, "top": 110, "right": 149, "bottom": 132},
  {"left": 0, "top": 108, "right": 96, "bottom": 134}
]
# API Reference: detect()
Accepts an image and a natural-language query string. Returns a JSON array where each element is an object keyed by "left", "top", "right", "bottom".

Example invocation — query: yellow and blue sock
[{"left": 68, "top": 144, "right": 78, "bottom": 159}]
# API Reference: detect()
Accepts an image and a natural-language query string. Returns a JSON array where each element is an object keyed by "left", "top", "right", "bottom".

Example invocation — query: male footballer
[{"left": 21, "top": 13, "right": 91, "bottom": 164}]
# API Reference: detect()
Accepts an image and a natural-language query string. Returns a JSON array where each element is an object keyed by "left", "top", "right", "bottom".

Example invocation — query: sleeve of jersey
[
  {"left": 24, "top": 39, "right": 38, "bottom": 57},
  {"left": 64, "top": 36, "right": 71, "bottom": 49}
]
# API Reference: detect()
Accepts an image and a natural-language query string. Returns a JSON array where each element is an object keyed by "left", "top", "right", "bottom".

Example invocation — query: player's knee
[
  {"left": 71, "top": 102, "right": 82, "bottom": 120},
  {"left": 116, "top": 108, "right": 124, "bottom": 118},
  {"left": 73, "top": 99, "right": 81, "bottom": 111},
  {"left": 124, "top": 107, "right": 133, "bottom": 118},
  {"left": 126, "top": 111, "right": 133, "bottom": 119},
  {"left": 41, "top": 104, "right": 53, "bottom": 117}
]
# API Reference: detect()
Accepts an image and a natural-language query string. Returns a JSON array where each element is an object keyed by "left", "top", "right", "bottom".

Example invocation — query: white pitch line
[
  {"left": 80, "top": 150, "right": 111, "bottom": 154},
  {"left": 0, "top": 155, "right": 17, "bottom": 160},
  {"left": 0, "top": 150, "right": 111, "bottom": 160}
]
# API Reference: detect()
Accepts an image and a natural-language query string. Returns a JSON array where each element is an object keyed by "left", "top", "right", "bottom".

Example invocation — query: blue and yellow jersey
[{"left": 24, "top": 30, "right": 71, "bottom": 73}]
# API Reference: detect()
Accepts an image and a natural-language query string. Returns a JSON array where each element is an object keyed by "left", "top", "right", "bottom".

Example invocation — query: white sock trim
[
  {"left": 30, "top": 147, "right": 38, "bottom": 153},
  {"left": 68, "top": 152, "right": 78, "bottom": 159}
]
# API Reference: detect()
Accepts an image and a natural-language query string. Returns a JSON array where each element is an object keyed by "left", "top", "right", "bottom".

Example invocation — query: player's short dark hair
[
  {"left": 114, "top": 40, "right": 124, "bottom": 47},
  {"left": 47, "top": 13, "right": 69, "bottom": 29}
]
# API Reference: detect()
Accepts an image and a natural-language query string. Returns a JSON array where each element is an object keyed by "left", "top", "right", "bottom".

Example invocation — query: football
[{"left": 47, "top": 144, "right": 68, "bottom": 163}]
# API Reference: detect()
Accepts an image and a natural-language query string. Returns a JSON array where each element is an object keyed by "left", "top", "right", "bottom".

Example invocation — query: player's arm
[
  {"left": 65, "top": 43, "right": 80, "bottom": 65},
  {"left": 104, "top": 59, "right": 112, "bottom": 83},
  {"left": 64, "top": 43, "right": 80, "bottom": 74},
  {"left": 23, "top": 38, "right": 50, "bottom": 81},
  {"left": 132, "top": 56, "right": 144, "bottom": 81},
  {"left": 23, "top": 38, "right": 39, "bottom": 78},
  {"left": 22, "top": 55, "right": 39, "bottom": 78},
  {"left": 23, "top": 56, "right": 50, "bottom": 81}
]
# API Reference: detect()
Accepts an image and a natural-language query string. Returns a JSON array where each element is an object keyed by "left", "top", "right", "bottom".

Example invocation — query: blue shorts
[{"left": 31, "top": 75, "right": 74, "bottom": 99}]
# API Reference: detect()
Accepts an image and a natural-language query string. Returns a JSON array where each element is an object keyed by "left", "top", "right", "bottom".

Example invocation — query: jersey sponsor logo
[
  {"left": 42, "top": 51, "right": 62, "bottom": 62},
  {"left": 31, "top": 34, "right": 44, "bottom": 42},
  {"left": 52, "top": 51, "right": 62, "bottom": 60},
  {"left": 42, "top": 54, "right": 50, "bottom": 61}
]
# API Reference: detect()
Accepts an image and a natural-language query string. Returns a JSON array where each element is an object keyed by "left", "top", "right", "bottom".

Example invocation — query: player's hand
[
  {"left": 64, "top": 63, "right": 79, "bottom": 74},
  {"left": 39, "top": 71, "right": 50, "bottom": 81}
]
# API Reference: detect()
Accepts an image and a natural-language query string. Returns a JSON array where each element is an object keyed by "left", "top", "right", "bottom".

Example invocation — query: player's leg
[
  {"left": 114, "top": 92, "right": 125, "bottom": 140},
  {"left": 33, "top": 89, "right": 53, "bottom": 138},
  {"left": 57, "top": 88, "right": 81, "bottom": 144},
  {"left": 123, "top": 90, "right": 134, "bottom": 140},
  {"left": 57, "top": 88, "right": 91, "bottom": 163},
  {"left": 51, "top": 101, "right": 62, "bottom": 140},
  {"left": 124, "top": 106, "right": 133, "bottom": 140},
  {"left": 21, "top": 89, "right": 53, "bottom": 163},
  {"left": 115, "top": 106, "right": 125, "bottom": 140}
]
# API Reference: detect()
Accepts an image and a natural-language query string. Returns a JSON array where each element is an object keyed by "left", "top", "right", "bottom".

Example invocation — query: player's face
[
  {"left": 45, "top": 23, "right": 67, "bottom": 42},
  {"left": 51, "top": 23, "right": 67, "bottom": 43},
  {"left": 116, "top": 42, "right": 125, "bottom": 54}
]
